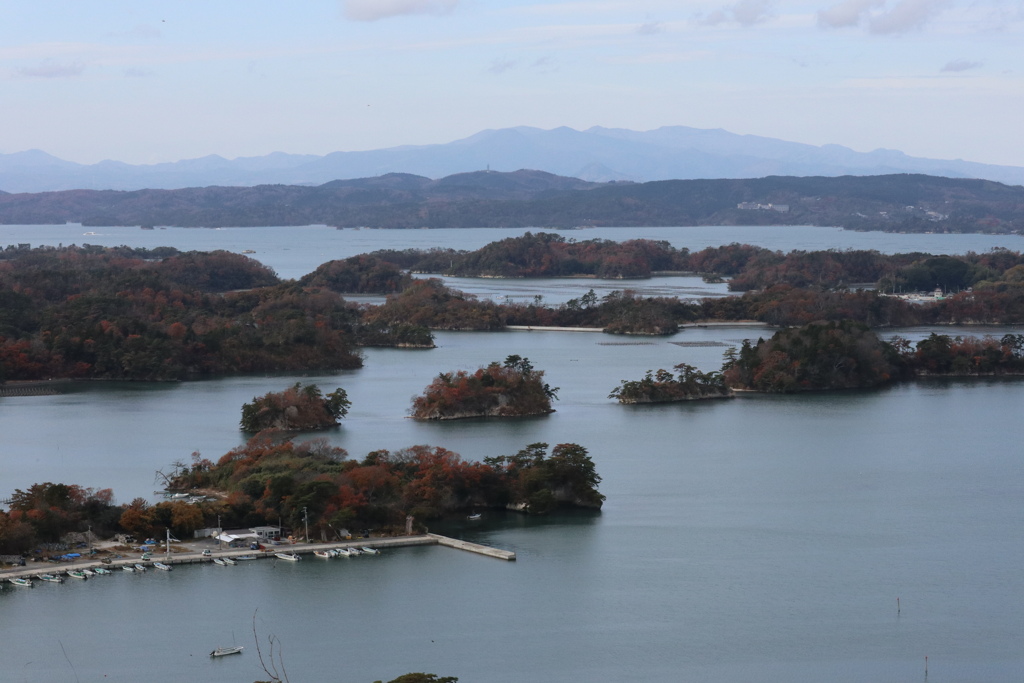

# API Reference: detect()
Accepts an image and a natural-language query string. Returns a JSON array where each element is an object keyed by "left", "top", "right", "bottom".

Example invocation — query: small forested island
[
  {"left": 411, "top": 355, "right": 558, "bottom": 420},
  {"left": 720, "top": 322, "right": 1024, "bottom": 393},
  {"left": 0, "top": 438, "right": 604, "bottom": 555},
  {"left": 240, "top": 383, "right": 350, "bottom": 432},
  {"left": 609, "top": 364, "right": 732, "bottom": 403}
]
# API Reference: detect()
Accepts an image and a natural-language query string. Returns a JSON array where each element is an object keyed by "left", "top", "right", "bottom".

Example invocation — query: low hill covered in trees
[
  {"left": 609, "top": 364, "right": 732, "bottom": 403},
  {"left": 3, "top": 171, "right": 1024, "bottom": 234},
  {"left": 411, "top": 356, "right": 558, "bottom": 420},
  {"left": 240, "top": 383, "right": 350, "bottom": 432},
  {"left": 720, "top": 322, "right": 1024, "bottom": 393},
  {"left": 0, "top": 438, "right": 604, "bottom": 555}
]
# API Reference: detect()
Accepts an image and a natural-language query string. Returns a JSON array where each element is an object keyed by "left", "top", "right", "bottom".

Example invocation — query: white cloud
[
  {"left": 941, "top": 59, "right": 982, "bottom": 72},
  {"left": 732, "top": 0, "right": 774, "bottom": 26},
  {"left": 817, "top": 0, "right": 884, "bottom": 28},
  {"left": 816, "top": 0, "right": 952, "bottom": 33},
  {"left": 342, "top": 0, "right": 459, "bottom": 21},
  {"left": 869, "top": 0, "right": 951, "bottom": 33},
  {"left": 488, "top": 57, "right": 517, "bottom": 74},
  {"left": 697, "top": 0, "right": 774, "bottom": 27},
  {"left": 17, "top": 61, "right": 85, "bottom": 78},
  {"left": 637, "top": 20, "right": 665, "bottom": 35}
]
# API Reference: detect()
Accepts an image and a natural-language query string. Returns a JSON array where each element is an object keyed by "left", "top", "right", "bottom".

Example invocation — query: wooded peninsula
[
  {"left": 2, "top": 170, "right": 1024, "bottom": 234},
  {"left": 2, "top": 235, "right": 1024, "bottom": 381}
]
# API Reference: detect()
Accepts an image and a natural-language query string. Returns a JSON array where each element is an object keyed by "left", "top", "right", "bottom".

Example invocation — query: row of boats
[
  {"left": 7, "top": 561, "right": 175, "bottom": 587},
  {"left": 311, "top": 546, "right": 381, "bottom": 559},
  {"left": 6, "top": 546, "right": 383, "bottom": 587}
]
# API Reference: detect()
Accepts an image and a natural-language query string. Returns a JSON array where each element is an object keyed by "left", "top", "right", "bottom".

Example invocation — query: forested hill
[{"left": 1, "top": 170, "right": 1023, "bottom": 234}]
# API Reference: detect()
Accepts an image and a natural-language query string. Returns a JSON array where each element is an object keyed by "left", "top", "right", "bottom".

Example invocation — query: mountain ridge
[{"left": 2, "top": 126, "right": 1022, "bottom": 193}]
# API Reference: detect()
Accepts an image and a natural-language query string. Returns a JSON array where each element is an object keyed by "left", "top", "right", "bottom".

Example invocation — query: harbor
[{"left": 1, "top": 533, "right": 514, "bottom": 584}]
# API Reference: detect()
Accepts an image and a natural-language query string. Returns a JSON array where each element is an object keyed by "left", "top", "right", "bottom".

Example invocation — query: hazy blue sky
[{"left": 2, "top": 0, "right": 1021, "bottom": 166}]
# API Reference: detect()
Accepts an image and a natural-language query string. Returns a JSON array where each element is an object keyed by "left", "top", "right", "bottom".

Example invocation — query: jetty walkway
[{"left": 1, "top": 534, "right": 514, "bottom": 582}]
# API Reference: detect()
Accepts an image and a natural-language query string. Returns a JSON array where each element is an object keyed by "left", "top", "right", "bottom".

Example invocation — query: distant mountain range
[
  {"left": 3, "top": 170, "right": 1022, "bottom": 234},
  {"left": 2, "top": 126, "right": 1023, "bottom": 193}
]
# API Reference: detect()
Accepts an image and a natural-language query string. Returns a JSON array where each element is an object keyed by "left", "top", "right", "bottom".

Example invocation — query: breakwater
[{"left": 0, "top": 534, "right": 514, "bottom": 584}]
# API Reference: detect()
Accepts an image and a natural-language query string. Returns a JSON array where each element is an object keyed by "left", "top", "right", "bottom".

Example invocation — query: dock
[
  {"left": 0, "top": 533, "right": 514, "bottom": 582},
  {"left": 428, "top": 533, "right": 516, "bottom": 561}
]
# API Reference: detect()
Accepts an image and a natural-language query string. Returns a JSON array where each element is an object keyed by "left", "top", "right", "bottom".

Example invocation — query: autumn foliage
[
  {"left": 240, "top": 383, "right": 351, "bottom": 432},
  {"left": 164, "top": 436, "right": 603, "bottom": 537},
  {"left": 411, "top": 355, "right": 558, "bottom": 420}
]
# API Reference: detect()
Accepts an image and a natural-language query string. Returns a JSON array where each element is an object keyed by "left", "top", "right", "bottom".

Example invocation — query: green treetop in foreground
[{"left": 241, "top": 383, "right": 350, "bottom": 432}]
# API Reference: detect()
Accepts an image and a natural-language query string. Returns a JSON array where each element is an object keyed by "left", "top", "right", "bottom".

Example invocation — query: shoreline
[{"left": 0, "top": 534, "right": 515, "bottom": 582}]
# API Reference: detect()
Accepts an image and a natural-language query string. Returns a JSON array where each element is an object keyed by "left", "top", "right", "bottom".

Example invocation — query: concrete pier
[
  {"left": 428, "top": 533, "right": 516, "bottom": 561},
  {"left": 0, "top": 533, "right": 514, "bottom": 582}
]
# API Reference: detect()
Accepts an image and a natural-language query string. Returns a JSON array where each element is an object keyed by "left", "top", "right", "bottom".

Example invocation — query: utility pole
[
  {"left": 217, "top": 514, "right": 222, "bottom": 551},
  {"left": 303, "top": 507, "right": 309, "bottom": 543}
]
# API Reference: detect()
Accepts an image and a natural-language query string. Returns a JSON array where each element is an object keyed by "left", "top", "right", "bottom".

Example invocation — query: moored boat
[
  {"left": 37, "top": 574, "right": 63, "bottom": 583},
  {"left": 94, "top": 567, "right": 112, "bottom": 575},
  {"left": 8, "top": 577, "right": 33, "bottom": 587},
  {"left": 122, "top": 565, "right": 135, "bottom": 572},
  {"left": 134, "top": 563, "right": 147, "bottom": 572},
  {"left": 153, "top": 562, "right": 172, "bottom": 571},
  {"left": 222, "top": 557, "right": 237, "bottom": 565},
  {"left": 213, "top": 558, "right": 227, "bottom": 566},
  {"left": 275, "top": 552, "right": 301, "bottom": 562},
  {"left": 467, "top": 513, "right": 482, "bottom": 520},
  {"left": 81, "top": 568, "right": 96, "bottom": 577},
  {"left": 67, "top": 570, "right": 88, "bottom": 580},
  {"left": 314, "top": 550, "right": 332, "bottom": 558},
  {"left": 235, "top": 555, "right": 258, "bottom": 561},
  {"left": 360, "top": 547, "right": 380, "bottom": 555},
  {"left": 334, "top": 547, "right": 351, "bottom": 557},
  {"left": 210, "top": 645, "right": 244, "bottom": 657}
]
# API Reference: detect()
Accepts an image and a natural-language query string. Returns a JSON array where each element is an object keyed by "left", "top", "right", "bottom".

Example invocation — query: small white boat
[
  {"left": 235, "top": 555, "right": 258, "bottom": 561},
  {"left": 80, "top": 568, "right": 96, "bottom": 577},
  {"left": 213, "top": 558, "right": 228, "bottom": 566},
  {"left": 8, "top": 577, "right": 33, "bottom": 587},
  {"left": 275, "top": 552, "right": 301, "bottom": 562},
  {"left": 37, "top": 574, "right": 63, "bottom": 583},
  {"left": 314, "top": 550, "right": 332, "bottom": 559},
  {"left": 467, "top": 513, "right": 482, "bottom": 520},
  {"left": 223, "top": 557, "right": 237, "bottom": 565},
  {"left": 210, "top": 646, "right": 244, "bottom": 657},
  {"left": 346, "top": 547, "right": 361, "bottom": 556},
  {"left": 333, "top": 548, "right": 351, "bottom": 557},
  {"left": 360, "top": 547, "right": 380, "bottom": 555},
  {"left": 133, "top": 563, "right": 147, "bottom": 572},
  {"left": 66, "top": 570, "right": 88, "bottom": 580},
  {"left": 122, "top": 565, "right": 136, "bottom": 572},
  {"left": 94, "top": 567, "right": 112, "bottom": 575},
  {"left": 153, "top": 562, "right": 172, "bottom": 571}
]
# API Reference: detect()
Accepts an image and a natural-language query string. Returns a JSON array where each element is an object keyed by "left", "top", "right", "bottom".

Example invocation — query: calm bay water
[{"left": 2, "top": 225, "right": 1023, "bottom": 682}]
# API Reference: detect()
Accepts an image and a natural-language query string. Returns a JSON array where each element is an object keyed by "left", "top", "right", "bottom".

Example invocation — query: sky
[{"left": 1, "top": 0, "right": 1022, "bottom": 167}]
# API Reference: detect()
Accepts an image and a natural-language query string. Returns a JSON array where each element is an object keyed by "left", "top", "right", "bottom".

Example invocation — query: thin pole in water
[
  {"left": 897, "top": 597, "right": 900, "bottom": 615},
  {"left": 924, "top": 655, "right": 928, "bottom": 678}
]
